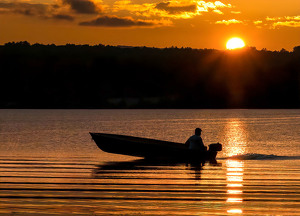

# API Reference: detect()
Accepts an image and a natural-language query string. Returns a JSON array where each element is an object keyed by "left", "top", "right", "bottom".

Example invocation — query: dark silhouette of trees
[{"left": 0, "top": 41, "right": 299, "bottom": 108}]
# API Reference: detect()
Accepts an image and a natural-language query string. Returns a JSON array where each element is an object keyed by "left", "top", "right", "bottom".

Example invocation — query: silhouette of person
[{"left": 185, "top": 128, "right": 206, "bottom": 150}]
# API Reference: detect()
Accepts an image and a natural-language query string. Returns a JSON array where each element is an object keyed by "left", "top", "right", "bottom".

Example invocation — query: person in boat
[{"left": 185, "top": 128, "right": 206, "bottom": 151}]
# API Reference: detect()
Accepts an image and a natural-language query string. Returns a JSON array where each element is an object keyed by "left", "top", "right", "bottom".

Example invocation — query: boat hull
[{"left": 90, "top": 133, "right": 221, "bottom": 162}]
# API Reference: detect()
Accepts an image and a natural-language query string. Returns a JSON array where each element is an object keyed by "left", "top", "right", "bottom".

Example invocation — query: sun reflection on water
[
  {"left": 226, "top": 160, "right": 244, "bottom": 214},
  {"left": 224, "top": 119, "right": 246, "bottom": 214},
  {"left": 222, "top": 119, "right": 247, "bottom": 214},
  {"left": 223, "top": 119, "right": 248, "bottom": 157},
  {"left": 227, "top": 209, "right": 243, "bottom": 214}
]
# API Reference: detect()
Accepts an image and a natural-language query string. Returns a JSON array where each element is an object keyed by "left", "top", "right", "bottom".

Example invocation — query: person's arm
[
  {"left": 200, "top": 137, "right": 204, "bottom": 147},
  {"left": 200, "top": 137, "right": 207, "bottom": 150}
]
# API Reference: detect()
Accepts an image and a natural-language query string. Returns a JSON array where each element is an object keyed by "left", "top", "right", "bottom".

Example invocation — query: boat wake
[{"left": 222, "top": 153, "right": 300, "bottom": 160}]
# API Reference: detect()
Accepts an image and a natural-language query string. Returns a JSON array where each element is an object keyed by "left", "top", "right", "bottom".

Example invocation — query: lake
[{"left": 0, "top": 109, "right": 300, "bottom": 215}]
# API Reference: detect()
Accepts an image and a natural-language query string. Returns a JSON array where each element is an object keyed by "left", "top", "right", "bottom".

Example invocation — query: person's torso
[{"left": 188, "top": 135, "right": 203, "bottom": 149}]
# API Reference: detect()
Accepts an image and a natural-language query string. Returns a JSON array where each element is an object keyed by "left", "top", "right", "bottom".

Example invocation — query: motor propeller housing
[{"left": 209, "top": 143, "right": 222, "bottom": 152}]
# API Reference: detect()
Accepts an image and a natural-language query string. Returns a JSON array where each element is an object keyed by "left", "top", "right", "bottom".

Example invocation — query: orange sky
[{"left": 0, "top": 0, "right": 299, "bottom": 50}]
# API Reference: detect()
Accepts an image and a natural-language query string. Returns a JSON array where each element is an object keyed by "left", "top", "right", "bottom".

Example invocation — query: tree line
[{"left": 1, "top": 41, "right": 299, "bottom": 108}]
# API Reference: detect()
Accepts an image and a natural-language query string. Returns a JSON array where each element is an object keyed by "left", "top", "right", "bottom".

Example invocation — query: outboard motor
[{"left": 209, "top": 143, "right": 222, "bottom": 152}]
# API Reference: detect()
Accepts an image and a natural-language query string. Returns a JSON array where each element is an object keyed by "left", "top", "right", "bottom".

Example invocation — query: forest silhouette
[{"left": 1, "top": 41, "right": 300, "bottom": 108}]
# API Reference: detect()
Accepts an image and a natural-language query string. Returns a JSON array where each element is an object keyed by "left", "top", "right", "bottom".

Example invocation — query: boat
[{"left": 90, "top": 132, "right": 222, "bottom": 162}]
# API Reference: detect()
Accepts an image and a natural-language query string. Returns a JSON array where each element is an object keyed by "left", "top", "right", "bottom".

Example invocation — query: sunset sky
[{"left": 0, "top": 0, "right": 299, "bottom": 50}]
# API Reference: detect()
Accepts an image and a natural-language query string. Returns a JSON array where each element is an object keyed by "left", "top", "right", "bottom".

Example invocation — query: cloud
[
  {"left": 112, "top": 0, "right": 232, "bottom": 20},
  {"left": 264, "top": 16, "right": 300, "bottom": 28},
  {"left": 0, "top": 2, "right": 50, "bottom": 16},
  {"left": 197, "top": 1, "right": 231, "bottom": 12},
  {"left": 52, "top": 14, "right": 75, "bottom": 21},
  {"left": 62, "top": 0, "right": 100, "bottom": 14},
  {"left": 79, "top": 15, "right": 156, "bottom": 27},
  {"left": 213, "top": 9, "right": 223, "bottom": 15},
  {"left": 214, "top": 15, "right": 300, "bottom": 29},
  {"left": 253, "top": 20, "right": 262, "bottom": 25},
  {"left": 155, "top": 2, "right": 197, "bottom": 14},
  {"left": 273, "top": 21, "right": 300, "bottom": 28},
  {"left": 215, "top": 19, "right": 243, "bottom": 25},
  {"left": 266, "top": 16, "right": 300, "bottom": 21},
  {"left": 0, "top": 1, "right": 76, "bottom": 21},
  {"left": 0, "top": 0, "right": 238, "bottom": 27},
  {"left": 266, "top": 16, "right": 276, "bottom": 21},
  {"left": 286, "top": 16, "right": 300, "bottom": 20}
]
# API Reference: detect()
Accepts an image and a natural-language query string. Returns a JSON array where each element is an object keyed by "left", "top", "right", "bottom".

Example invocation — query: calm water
[{"left": 0, "top": 109, "right": 300, "bottom": 215}]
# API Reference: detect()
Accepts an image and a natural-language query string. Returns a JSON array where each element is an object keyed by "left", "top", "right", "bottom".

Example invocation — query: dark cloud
[
  {"left": 62, "top": 0, "right": 99, "bottom": 14},
  {"left": 0, "top": 1, "right": 100, "bottom": 17},
  {"left": 155, "top": 2, "right": 196, "bottom": 14},
  {"left": 0, "top": 2, "right": 49, "bottom": 16},
  {"left": 0, "top": 2, "right": 13, "bottom": 8},
  {"left": 0, "top": 2, "right": 74, "bottom": 21},
  {"left": 79, "top": 16, "right": 154, "bottom": 27},
  {"left": 52, "top": 14, "right": 75, "bottom": 21}
]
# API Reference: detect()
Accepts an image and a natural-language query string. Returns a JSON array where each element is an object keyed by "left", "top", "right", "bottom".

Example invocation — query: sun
[{"left": 226, "top": 37, "right": 245, "bottom": 50}]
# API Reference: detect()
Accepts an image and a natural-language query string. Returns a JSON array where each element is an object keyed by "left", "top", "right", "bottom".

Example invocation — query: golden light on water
[
  {"left": 226, "top": 160, "right": 244, "bottom": 186},
  {"left": 227, "top": 168, "right": 244, "bottom": 172},
  {"left": 227, "top": 209, "right": 243, "bottom": 214},
  {"left": 224, "top": 120, "right": 246, "bottom": 214},
  {"left": 227, "top": 176, "right": 243, "bottom": 182},
  {"left": 227, "top": 198, "right": 243, "bottom": 203},
  {"left": 227, "top": 190, "right": 242, "bottom": 194},
  {"left": 223, "top": 119, "right": 246, "bottom": 214},
  {"left": 226, "top": 160, "right": 244, "bottom": 214},
  {"left": 227, "top": 183, "right": 243, "bottom": 187},
  {"left": 223, "top": 119, "right": 248, "bottom": 157}
]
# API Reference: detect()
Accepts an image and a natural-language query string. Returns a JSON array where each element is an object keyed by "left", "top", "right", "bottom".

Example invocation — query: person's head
[{"left": 195, "top": 128, "right": 202, "bottom": 136}]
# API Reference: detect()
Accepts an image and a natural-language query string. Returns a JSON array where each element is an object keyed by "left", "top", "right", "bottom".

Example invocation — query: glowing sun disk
[{"left": 226, "top": 37, "right": 245, "bottom": 50}]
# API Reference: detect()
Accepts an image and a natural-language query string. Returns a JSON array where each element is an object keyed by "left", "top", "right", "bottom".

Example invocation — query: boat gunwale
[{"left": 90, "top": 132, "right": 187, "bottom": 149}]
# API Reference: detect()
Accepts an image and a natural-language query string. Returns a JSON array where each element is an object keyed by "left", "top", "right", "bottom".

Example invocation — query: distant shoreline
[{"left": 1, "top": 41, "right": 300, "bottom": 109}]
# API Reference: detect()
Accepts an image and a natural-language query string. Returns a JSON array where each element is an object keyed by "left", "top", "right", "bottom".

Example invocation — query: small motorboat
[{"left": 90, "top": 132, "right": 222, "bottom": 162}]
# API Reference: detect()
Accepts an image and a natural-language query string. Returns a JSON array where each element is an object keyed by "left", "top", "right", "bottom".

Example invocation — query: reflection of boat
[
  {"left": 90, "top": 133, "right": 222, "bottom": 162},
  {"left": 94, "top": 159, "right": 184, "bottom": 172},
  {"left": 92, "top": 159, "right": 205, "bottom": 181}
]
